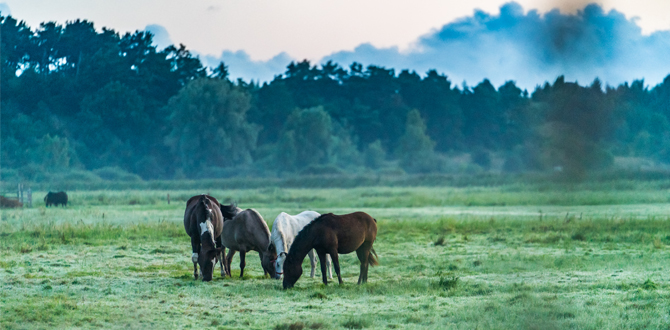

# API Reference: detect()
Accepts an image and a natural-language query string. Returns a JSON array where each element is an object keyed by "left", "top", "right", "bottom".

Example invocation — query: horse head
[
  {"left": 282, "top": 252, "right": 303, "bottom": 289},
  {"left": 197, "top": 196, "right": 221, "bottom": 282},
  {"left": 261, "top": 242, "right": 278, "bottom": 279},
  {"left": 274, "top": 250, "right": 288, "bottom": 280},
  {"left": 220, "top": 203, "right": 241, "bottom": 222}
]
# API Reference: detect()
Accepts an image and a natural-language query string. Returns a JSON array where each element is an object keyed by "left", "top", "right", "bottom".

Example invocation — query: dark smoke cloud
[
  {"left": 325, "top": 2, "right": 670, "bottom": 89},
  {"left": 203, "top": 2, "right": 670, "bottom": 89}
]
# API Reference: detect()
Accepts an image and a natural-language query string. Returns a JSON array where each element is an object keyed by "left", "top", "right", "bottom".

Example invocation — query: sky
[{"left": 2, "top": 1, "right": 670, "bottom": 89}]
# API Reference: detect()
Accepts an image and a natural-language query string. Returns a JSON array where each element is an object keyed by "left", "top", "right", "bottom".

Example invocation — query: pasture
[{"left": 2, "top": 185, "right": 670, "bottom": 329}]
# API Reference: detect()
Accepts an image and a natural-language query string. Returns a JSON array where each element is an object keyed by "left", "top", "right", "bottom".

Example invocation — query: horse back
[
  {"left": 183, "top": 195, "right": 223, "bottom": 238},
  {"left": 315, "top": 212, "right": 376, "bottom": 254},
  {"left": 223, "top": 209, "right": 270, "bottom": 252}
]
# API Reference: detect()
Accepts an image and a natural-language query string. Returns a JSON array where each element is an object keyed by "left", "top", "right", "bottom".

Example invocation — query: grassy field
[{"left": 2, "top": 185, "right": 670, "bottom": 329}]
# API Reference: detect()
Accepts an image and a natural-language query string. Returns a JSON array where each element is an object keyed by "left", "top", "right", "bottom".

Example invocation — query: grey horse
[{"left": 219, "top": 204, "right": 277, "bottom": 278}]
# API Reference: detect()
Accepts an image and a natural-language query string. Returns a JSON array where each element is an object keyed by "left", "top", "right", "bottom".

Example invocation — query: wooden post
[
  {"left": 167, "top": 193, "right": 170, "bottom": 205},
  {"left": 18, "top": 183, "right": 23, "bottom": 205},
  {"left": 27, "top": 188, "right": 32, "bottom": 208}
]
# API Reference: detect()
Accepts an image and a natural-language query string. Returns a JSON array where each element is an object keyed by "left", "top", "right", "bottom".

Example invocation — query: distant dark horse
[
  {"left": 44, "top": 191, "right": 68, "bottom": 207},
  {"left": 219, "top": 204, "right": 277, "bottom": 279},
  {"left": 184, "top": 195, "right": 225, "bottom": 281},
  {"left": 283, "top": 212, "right": 378, "bottom": 289}
]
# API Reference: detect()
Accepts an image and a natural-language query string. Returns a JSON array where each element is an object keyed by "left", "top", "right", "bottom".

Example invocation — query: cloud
[
  {"left": 323, "top": 2, "right": 670, "bottom": 89},
  {"left": 200, "top": 51, "right": 294, "bottom": 83},
  {"left": 0, "top": 2, "right": 11, "bottom": 16},
  {"left": 200, "top": 2, "right": 670, "bottom": 89},
  {"left": 145, "top": 24, "right": 173, "bottom": 50}
]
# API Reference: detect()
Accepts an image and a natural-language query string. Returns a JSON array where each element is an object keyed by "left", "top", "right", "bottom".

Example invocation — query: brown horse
[
  {"left": 219, "top": 204, "right": 277, "bottom": 278},
  {"left": 183, "top": 195, "right": 225, "bottom": 281},
  {"left": 283, "top": 212, "right": 378, "bottom": 289}
]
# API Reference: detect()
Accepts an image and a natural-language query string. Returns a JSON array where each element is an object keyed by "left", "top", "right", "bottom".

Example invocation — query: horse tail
[{"left": 368, "top": 247, "right": 379, "bottom": 266}]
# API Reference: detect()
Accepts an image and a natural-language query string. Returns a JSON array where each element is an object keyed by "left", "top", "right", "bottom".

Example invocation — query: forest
[{"left": 3, "top": 14, "right": 670, "bottom": 182}]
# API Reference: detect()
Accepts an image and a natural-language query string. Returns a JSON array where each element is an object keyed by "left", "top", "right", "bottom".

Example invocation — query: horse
[
  {"left": 219, "top": 204, "right": 277, "bottom": 278},
  {"left": 282, "top": 212, "right": 379, "bottom": 289},
  {"left": 183, "top": 194, "right": 225, "bottom": 281},
  {"left": 44, "top": 191, "right": 68, "bottom": 207},
  {"left": 271, "top": 211, "right": 332, "bottom": 280}
]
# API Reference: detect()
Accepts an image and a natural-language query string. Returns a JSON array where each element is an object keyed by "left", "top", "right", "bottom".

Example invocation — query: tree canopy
[{"left": 3, "top": 14, "right": 670, "bottom": 181}]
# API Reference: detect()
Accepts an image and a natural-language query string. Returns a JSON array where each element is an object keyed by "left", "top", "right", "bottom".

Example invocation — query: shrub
[
  {"left": 437, "top": 275, "right": 459, "bottom": 290},
  {"left": 93, "top": 167, "right": 142, "bottom": 181},
  {"left": 299, "top": 164, "right": 344, "bottom": 175},
  {"left": 471, "top": 148, "right": 491, "bottom": 170},
  {"left": 341, "top": 316, "right": 372, "bottom": 329}
]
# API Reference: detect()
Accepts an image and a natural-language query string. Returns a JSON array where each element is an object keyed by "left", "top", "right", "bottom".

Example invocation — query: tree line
[{"left": 3, "top": 15, "right": 670, "bottom": 181}]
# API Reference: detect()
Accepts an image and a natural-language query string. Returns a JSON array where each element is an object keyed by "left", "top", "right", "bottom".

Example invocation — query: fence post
[
  {"left": 167, "top": 193, "right": 170, "bottom": 205},
  {"left": 18, "top": 183, "right": 23, "bottom": 205},
  {"left": 27, "top": 188, "right": 32, "bottom": 208}
]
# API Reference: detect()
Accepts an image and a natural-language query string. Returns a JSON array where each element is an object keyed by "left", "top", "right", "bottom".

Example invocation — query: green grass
[{"left": 3, "top": 185, "right": 670, "bottom": 329}]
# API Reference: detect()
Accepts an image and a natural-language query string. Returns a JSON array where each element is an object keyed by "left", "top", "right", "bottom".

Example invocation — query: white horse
[{"left": 271, "top": 211, "right": 332, "bottom": 279}]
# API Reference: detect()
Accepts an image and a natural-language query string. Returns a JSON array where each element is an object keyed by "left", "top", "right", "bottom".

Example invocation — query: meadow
[{"left": 2, "top": 183, "right": 670, "bottom": 329}]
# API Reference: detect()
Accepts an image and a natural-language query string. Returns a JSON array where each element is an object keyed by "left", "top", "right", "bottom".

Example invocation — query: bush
[
  {"left": 364, "top": 140, "right": 386, "bottom": 169},
  {"left": 471, "top": 148, "right": 491, "bottom": 170},
  {"left": 0, "top": 168, "right": 22, "bottom": 183},
  {"left": 93, "top": 167, "right": 142, "bottom": 181},
  {"left": 52, "top": 170, "right": 103, "bottom": 183},
  {"left": 437, "top": 275, "right": 460, "bottom": 290},
  {"left": 17, "top": 163, "right": 45, "bottom": 181},
  {"left": 503, "top": 153, "right": 524, "bottom": 173},
  {"left": 299, "top": 164, "right": 344, "bottom": 175}
]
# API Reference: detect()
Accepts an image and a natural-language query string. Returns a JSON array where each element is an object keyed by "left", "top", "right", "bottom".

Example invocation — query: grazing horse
[
  {"left": 271, "top": 211, "right": 332, "bottom": 280},
  {"left": 219, "top": 204, "right": 277, "bottom": 278},
  {"left": 44, "top": 191, "right": 68, "bottom": 207},
  {"left": 183, "top": 195, "right": 225, "bottom": 281},
  {"left": 283, "top": 212, "right": 379, "bottom": 289}
]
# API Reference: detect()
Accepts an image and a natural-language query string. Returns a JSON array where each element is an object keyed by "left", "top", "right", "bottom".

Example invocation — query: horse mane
[
  {"left": 220, "top": 203, "right": 239, "bottom": 220},
  {"left": 277, "top": 217, "right": 288, "bottom": 254},
  {"left": 246, "top": 209, "right": 272, "bottom": 251},
  {"left": 287, "top": 213, "right": 331, "bottom": 257}
]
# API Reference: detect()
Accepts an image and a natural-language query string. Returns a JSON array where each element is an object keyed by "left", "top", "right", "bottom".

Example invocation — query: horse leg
[
  {"left": 356, "top": 245, "right": 371, "bottom": 284},
  {"left": 239, "top": 251, "right": 246, "bottom": 278},
  {"left": 219, "top": 247, "right": 227, "bottom": 277},
  {"left": 216, "top": 237, "right": 226, "bottom": 277},
  {"left": 259, "top": 253, "right": 267, "bottom": 277},
  {"left": 308, "top": 249, "right": 316, "bottom": 278},
  {"left": 329, "top": 250, "right": 343, "bottom": 285},
  {"left": 316, "top": 250, "right": 329, "bottom": 285},
  {"left": 326, "top": 254, "right": 333, "bottom": 279},
  {"left": 226, "top": 249, "right": 236, "bottom": 277},
  {"left": 191, "top": 236, "right": 201, "bottom": 280}
]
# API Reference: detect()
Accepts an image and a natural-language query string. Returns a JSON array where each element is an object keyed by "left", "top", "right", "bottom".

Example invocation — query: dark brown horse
[
  {"left": 283, "top": 212, "right": 378, "bottom": 289},
  {"left": 44, "top": 191, "right": 68, "bottom": 207},
  {"left": 220, "top": 204, "right": 277, "bottom": 278},
  {"left": 183, "top": 194, "right": 225, "bottom": 281}
]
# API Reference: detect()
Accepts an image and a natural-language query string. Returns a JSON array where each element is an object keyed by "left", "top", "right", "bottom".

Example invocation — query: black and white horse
[{"left": 183, "top": 195, "right": 225, "bottom": 281}]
